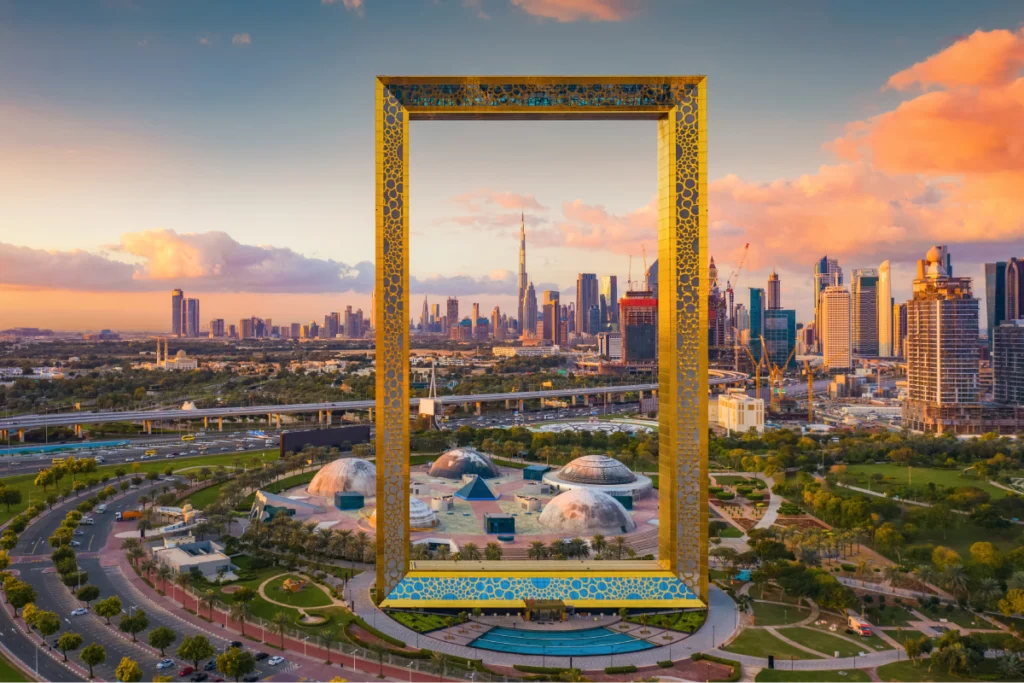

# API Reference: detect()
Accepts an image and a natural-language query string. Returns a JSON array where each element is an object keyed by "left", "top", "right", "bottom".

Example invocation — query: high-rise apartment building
[
  {"left": 576, "top": 273, "right": 599, "bottom": 335},
  {"left": 228, "top": 324, "right": 237, "bottom": 338},
  {"left": 620, "top": 290, "right": 657, "bottom": 363},
  {"left": 431, "top": 304, "right": 441, "bottom": 332},
  {"left": 171, "top": 289, "right": 184, "bottom": 337},
  {"left": 852, "top": 268, "right": 879, "bottom": 357},
  {"left": 733, "top": 304, "right": 749, "bottom": 339},
  {"left": 209, "top": 319, "right": 225, "bottom": 338},
  {"left": 491, "top": 306, "right": 504, "bottom": 341},
  {"left": 645, "top": 259, "right": 658, "bottom": 295},
  {"left": 878, "top": 261, "right": 894, "bottom": 357},
  {"left": 517, "top": 213, "right": 528, "bottom": 332},
  {"left": 471, "top": 303, "right": 480, "bottom": 337},
  {"left": 749, "top": 288, "right": 766, "bottom": 362},
  {"left": 985, "top": 261, "right": 1007, "bottom": 349},
  {"left": 1006, "top": 258, "right": 1024, "bottom": 322},
  {"left": 903, "top": 246, "right": 981, "bottom": 434},
  {"left": 820, "top": 285, "right": 851, "bottom": 369},
  {"left": 766, "top": 270, "right": 781, "bottom": 310},
  {"left": 894, "top": 302, "right": 908, "bottom": 358},
  {"left": 600, "top": 276, "right": 618, "bottom": 327},
  {"left": 419, "top": 297, "right": 430, "bottom": 333},
  {"left": 813, "top": 256, "right": 843, "bottom": 352},
  {"left": 523, "top": 283, "right": 538, "bottom": 337},
  {"left": 240, "top": 318, "right": 255, "bottom": 339},
  {"left": 542, "top": 291, "right": 560, "bottom": 345},
  {"left": 708, "top": 257, "right": 728, "bottom": 347},
  {"left": 184, "top": 298, "right": 200, "bottom": 337},
  {"left": 764, "top": 309, "right": 797, "bottom": 369},
  {"left": 994, "top": 321, "right": 1024, "bottom": 405},
  {"left": 344, "top": 306, "right": 362, "bottom": 339},
  {"left": 446, "top": 297, "right": 459, "bottom": 340}
]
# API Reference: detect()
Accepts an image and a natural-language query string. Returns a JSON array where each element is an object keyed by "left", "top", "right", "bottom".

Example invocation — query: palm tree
[
  {"left": 974, "top": 577, "right": 1002, "bottom": 608},
  {"left": 527, "top": 541, "right": 548, "bottom": 561},
  {"left": 430, "top": 650, "right": 449, "bottom": 682},
  {"left": 569, "top": 538, "right": 589, "bottom": 560},
  {"left": 271, "top": 611, "right": 290, "bottom": 648},
  {"left": 882, "top": 565, "right": 903, "bottom": 587},
  {"left": 229, "top": 602, "right": 249, "bottom": 637},
  {"left": 1007, "top": 571, "right": 1024, "bottom": 591},
  {"left": 914, "top": 565, "right": 939, "bottom": 588},
  {"left": 460, "top": 543, "right": 482, "bottom": 561},
  {"left": 434, "top": 544, "right": 450, "bottom": 561},
  {"left": 610, "top": 536, "right": 631, "bottom": 560},
  {"left": 942, "top": 565, "right": 969, "bottom": 603},
  {"left": 484, "top": 542, "right": 502, "bottom": 561},
  {"left": 156, "top": 563, "right": 173, "bottom": 590},
  {"left": 202, "top": 590, "right": 218, "bottom": 620},
  {"left": 174, "top": 572, "right": 192, "bottom": 608},
  {"left": 590, "top": 534, "right": 607, "bottom": 557}
]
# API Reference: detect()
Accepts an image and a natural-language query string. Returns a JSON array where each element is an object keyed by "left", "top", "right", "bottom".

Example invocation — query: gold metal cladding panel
[
  {"left": 374, "top": 75, "right": 707, "bottom": 604},
  {"left": 375, "top": 81, "right": 410, "bottom": 600}
]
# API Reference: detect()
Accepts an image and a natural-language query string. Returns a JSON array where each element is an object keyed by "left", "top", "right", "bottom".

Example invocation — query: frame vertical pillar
[{"left": 375, "top": 80, "right": 411, "bottom": 601}]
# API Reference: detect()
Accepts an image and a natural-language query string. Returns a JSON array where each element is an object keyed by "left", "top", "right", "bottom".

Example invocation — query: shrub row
[{"left": 691, "top": 653, "right": 741, "bottom": 682}]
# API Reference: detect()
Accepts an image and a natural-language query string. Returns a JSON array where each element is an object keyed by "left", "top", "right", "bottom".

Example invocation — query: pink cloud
[
  {"left": 322, "top": 0, "right": 364, "bottom": 12},
  {"left": 509, "top": 0, "right": 640, "bottom": 22},
  {"left": 533, "top": 197, "right": 657, "bottom": 254},
  {"left": 887, "top": 27, "right": 1024, "bottom": 90},
  {"left": 231, "top": 33, "right": 252, "bottom": 46}
]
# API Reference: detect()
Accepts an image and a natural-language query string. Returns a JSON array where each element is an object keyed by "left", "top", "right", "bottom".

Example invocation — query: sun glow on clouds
[{"left": 509, "top": 0, "right": 640, "bottom": 22}]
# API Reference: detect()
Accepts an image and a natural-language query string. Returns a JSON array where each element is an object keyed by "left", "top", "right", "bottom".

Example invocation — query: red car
[{"left": 178, "top": 667, "right": 195, "bottom": 677}]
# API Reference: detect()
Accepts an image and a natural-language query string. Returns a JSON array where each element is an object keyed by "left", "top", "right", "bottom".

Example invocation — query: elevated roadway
[{"left": 0, "top": 371, "right": 747, "bottom": 435}]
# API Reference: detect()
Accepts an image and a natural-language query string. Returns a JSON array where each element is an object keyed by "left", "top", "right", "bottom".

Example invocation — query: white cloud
[{"left": 231, "top": 33, "right": 252, "bottom": 46}]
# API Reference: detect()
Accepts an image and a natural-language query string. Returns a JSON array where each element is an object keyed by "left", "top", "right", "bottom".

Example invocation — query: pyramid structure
[{"left": 454, "top": 475, "right": 499, "bottom": 501}]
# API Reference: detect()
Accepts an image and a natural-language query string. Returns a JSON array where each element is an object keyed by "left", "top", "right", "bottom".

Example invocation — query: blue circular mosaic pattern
[{"left": 386, "top": 575, "right": 698, "bottom": 603}]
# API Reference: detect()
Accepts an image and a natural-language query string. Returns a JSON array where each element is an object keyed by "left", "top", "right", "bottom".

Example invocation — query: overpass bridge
[{"left": 0, "top": 370, "right": 747, "bottom": 440}]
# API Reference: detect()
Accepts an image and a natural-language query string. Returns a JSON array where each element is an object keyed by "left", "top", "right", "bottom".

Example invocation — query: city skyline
[{"left": 2, "top": 3, "right": 1023, "bottom": 331}]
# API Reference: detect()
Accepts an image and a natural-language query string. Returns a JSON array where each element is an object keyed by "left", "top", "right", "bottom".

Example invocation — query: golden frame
[{"left": 375, "top": 76, "right": 708, "bottom": 603}]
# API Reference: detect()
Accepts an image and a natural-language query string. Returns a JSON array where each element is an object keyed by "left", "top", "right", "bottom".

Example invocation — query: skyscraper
[
  {"left": 984, "top": 261, "right": 1007, "bottom": 349},
  {"left": 185, "top": 298, "right": 200, "bottom": 337},
  {"left": 600, "top": 275, "right": 618, "bottom": 327},
  {"left": 903, "top": 246, "right": 980, "bottom": 434},
  {"left": 517, "top": 212, "right": 528, "bottom": 332},
  {"left": 576, "top": 273, "right": 599, "bottom": 334},
  {"left": 471, "top": 303, "right": 480, "bottom": 337},
  {"left": 344, "top": 306, "right": 362, "bottom": 339},
  {"left": 645, "top": 259, "right": 658, "bottom": 295},
  {"left": 766, "top": 270, "right": 781, "bottom": 310},
  {"left": 877, "top": 261, "right": 894, "bottom": 357},
  {"left": 491, "top": 306, "right": 504, "bottom": 341},
  {"left": 813, "top": 256, "right": 843, "bottom": 352},
  {"left": 852, "top": 268, "right": 879, "bottom": 357},
  {"left": 820, "top": 285, "right": 851, "bottom": 370},
  {"left": 764, "top": 309, "right": 797, "bottom": 369},
  {"left": 749, "top": 288, "right": 766, "bottom": 362},
  {"left": 524, "top": 283, "right": 538, "bottom": 336},
  {"left": 542, "top": 291, "right": 560, "bottom": 345},
  {"left": 419, "top": 297, "right": 430, "bottom": 333},
  {"left": 708, "top": 257, "right": 728, "bottom": 347},
  {"left": 620, "top": 290, "right": 657, "bottom": 363},
  {"left": 894, "top": 302, "right": 908, "bottom": 358},
  {"left": 209, "top": 319, "right": 225, "bottom": 338},
  {"left": 1006, "top": 258, "right": 1024, "bottom": 321},
  {"left": 370, "top": 288, "right": 376, "bottom": 331},
  {"left": 446, "top": 297, "right": 459, "bottom": 339},
  {"left": 171, "top": 289, "right": 184, "bottom": 337},
  {"left": 994, "top": 321, "right": 1024, "bottom": 405}
]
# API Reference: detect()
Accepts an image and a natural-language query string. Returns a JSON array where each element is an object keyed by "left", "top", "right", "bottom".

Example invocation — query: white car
[
  {"left": 73, "top": 530, "right": 85, "bottom": 536},
  {"left": 166, "top": 453, "right": 175, "bottom": 458},
  {"left": 156, "top": 659, "right": 174, "bottom": 670},
  {"left": 69, "top": 540, "right": 81, "bottom": 547},
  {"left": 125, "top": 457, "right": 135, "bottom": 462},
  {"left": 267, "top": 656, "right": 285, "bottom": 666},
  {"left": 70, "top": 608, "right": 88, "bottom": 616}
]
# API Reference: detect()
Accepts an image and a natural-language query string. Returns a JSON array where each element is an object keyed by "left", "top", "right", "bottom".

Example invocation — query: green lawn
[
  {"left": 749, "top": 584, "right": 804, "bottom": 605},
  {"left": 0, "top": 448, "right": 281, "bottom": 524},
  {"left": 715, "top": 475, "right": 754, "bottom": 486},
  {"left": 777, "top": 627, "right": 866, "bottom": 658},
  {"left": 720, "top": 527, "right": 744, "bottom": 538},
  {"left": 722, "top": 629, "right": 823, "bottom": 660},
  {"left": 626, "top": 611, "right": 706, "bottom": 633},
  {"left": 233, "top": 470, "right": 318, "bottom": 511},
  {"left": 755, "top": 669, "right": 871, "bottom": 682},
  {"left": 389, "top": 611, "right": 449, "bottom": 633},
  {"left": 915, "top": 605, "right": 987, "bottom": 629},
  {"left": 264, "top": 574, "right": 333, "bottom": 608},
  {"left": 908, "top": 521, "right": 1022, "bottom": 559},
  {"left": 844, "top": 464, "right": 1007, "bottom": 500},
  {"left": 870, "top": 605, "right": 917, "bottom": 627},
  {"left": 0, "top": 651, "right": 29, "bottom": 682},
  {"left": 752, "top": 601, "right": 810, "bottom": 626},
  {"left": 876, "top": 659, "right": 1004, "bottom": 682}
]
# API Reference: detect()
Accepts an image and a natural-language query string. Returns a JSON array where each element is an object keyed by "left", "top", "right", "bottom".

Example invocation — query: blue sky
[{"left": 1, "top": 0, "right": 1021, "bottom": 330}]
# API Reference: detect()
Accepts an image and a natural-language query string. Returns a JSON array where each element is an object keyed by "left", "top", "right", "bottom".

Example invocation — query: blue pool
[{"left": 469, "top": 626, "right": 654, "bottom": 656}]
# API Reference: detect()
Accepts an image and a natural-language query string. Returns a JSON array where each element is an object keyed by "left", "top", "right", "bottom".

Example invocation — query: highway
[
  {"left": 0, "top": 372, "right": 747, "bottom": 432},
  {"left": 7, "top": 481, "right": 282, "bottom": 682}
]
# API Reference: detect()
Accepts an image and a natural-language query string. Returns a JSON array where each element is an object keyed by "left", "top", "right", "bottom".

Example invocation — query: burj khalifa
[{"left": 517, "top": 211, "right": 528, "bottom": 332}]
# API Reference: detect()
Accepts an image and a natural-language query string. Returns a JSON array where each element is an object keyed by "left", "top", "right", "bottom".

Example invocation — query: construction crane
[
  {"left": 804, "top": 359, "right": 814, "bottom": 424},
  {"left": 741, "top": 344, "right": 764, "bottom": 402},
  {"left": 724, "top": 243, "right": 750, "bottom": 344},
  {"left": 761, "top": 335, "right": 797, "bottom": 413}
]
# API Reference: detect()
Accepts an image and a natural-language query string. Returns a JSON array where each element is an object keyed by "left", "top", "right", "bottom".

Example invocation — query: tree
[
  {"left": 95, "top": 595, "right": 122, "bottom": 624},
  {"left": 460, "top": 543, "right": 481, "bottom": 561},
  {"left": 873, "top": 523, "right": 905, "bottom": 562},
  {"left": 999, "top": 589, "right": 1024, "bottom": 617},
  {"left": 35, "top": 610, "right": 62, "bottom": 639},
  {"left": 177, "top": 634, "right": 216, "bottom": 670},
  {"left": 217, "top": 646, "right": 256, "bottom": 682},
  {"left": 271, "top": 611, "right": 291, "bottom": 648},
  {"left": 6, "top": 579, "right": 37, "bottom": 616},
  {"left": 969, "top": 541, "right": 1000, "bottom": 568},
  {"left": 484, "top": 542, "right": 503, "bottom": 561},
  {"left": 115, "top": 656, "right": 144, "bottom": 682},
  {"left": 119, "top": 609, "right": 149, "bottom": 642},
  {"left": 1, "top": 488, "right": 22, "bottom": 512},
  {"left": 230, "top": 602, "right": 250, "bottom": 637},
  {"left": 81, "top": 643, "right": 106, "bottom": 679},
  {"left": 76, "top": 584, "right": 101, "bottom": 606},
  {"left": 57, "top": 632, "right": 84, "bottom": 662},
  {"left": 148, "top": 626, "right": 177, "bottom": 656},
  {"left": 174, "top": 572, "right": 193, "bottom": 607}
]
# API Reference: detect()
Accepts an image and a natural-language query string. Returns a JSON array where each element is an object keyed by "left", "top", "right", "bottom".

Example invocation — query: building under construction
[{"left": 620, "top": 290, "right": 657, "bottom": 364}]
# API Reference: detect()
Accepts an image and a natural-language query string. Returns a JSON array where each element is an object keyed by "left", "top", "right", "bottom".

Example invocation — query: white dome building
[
  {"left": 542, "top": 454, "right": 653, "bottom": 499},
  {"left": 428, "top": 447, "right": 501, "bottom": 480},
  {"left": 538, "top": 488, "right": 636, "bottom": 534},
  {"left": 307, "top": 458, "right": 376, "bottom": 498},
  {"left": 369, "top": 496, "right": 437, "bottom": 530}
]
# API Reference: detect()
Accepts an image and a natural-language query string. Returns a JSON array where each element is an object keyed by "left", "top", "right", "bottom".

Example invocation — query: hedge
[
  {"left": 691, "top": 653, "right": 741, "bottom": 682},
  {"left": 746, "top": 493, "right": 764, "bottom": 501},
  {"left": 658, "top": 660, "right": 674, "bottom": 668},
  {"left": 715, "top": 492, "right": 735, "bottom": 501},
  {"left": 840, "top": 563, "right": 856, "bottom": 572},
  {"left": 605, "top": 665, "right": 637, "bottom": 674}
]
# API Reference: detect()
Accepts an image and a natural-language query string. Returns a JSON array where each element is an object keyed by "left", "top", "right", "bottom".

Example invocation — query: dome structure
[
  {"left": 369, "top": 496, "right": 437, "bottom": 530},
  {"left": 538, "top": 489, "right": 636, "bottom": 534},
  {"left": 307, "top": 458, "right": 376, "bottom": 498},
  {"left": 558, "top": 455, "right": 636, "bottom": 485},
  {"left": 428, "top": 447, "right": 500, "bottom": 480}
]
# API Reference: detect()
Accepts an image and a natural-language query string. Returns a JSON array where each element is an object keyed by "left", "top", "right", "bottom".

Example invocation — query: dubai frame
[{"left": 375, "top": 76, "right": 709, "bottom": 605}]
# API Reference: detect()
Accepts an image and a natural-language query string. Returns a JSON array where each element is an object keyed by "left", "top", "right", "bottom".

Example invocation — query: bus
[
  {"left": 144, "top": 449, "right": 158, "bottom": 456},
  {"left": 51, "top": 457, "right": 66, "bottom": 465},
  {"left": 181, "top": 434, "right": 196, "bottom": 442}
]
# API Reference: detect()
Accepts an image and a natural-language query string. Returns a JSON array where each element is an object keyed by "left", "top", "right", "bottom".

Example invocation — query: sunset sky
[{"left": 1, "top": 0, "right": 1022, "bottom": 332}]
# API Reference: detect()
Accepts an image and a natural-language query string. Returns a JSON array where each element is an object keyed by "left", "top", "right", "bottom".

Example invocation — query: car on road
[
  {"left": 268, "top": 656, "right": 285, "bottom": 666},
  {"left": 229, "top": 641, "right": 243, "bottom": 649},
  {"left": 241, "top": 675, "right": 259, "bottom": 682},
  {"left": 70, "top": 608, "right": 88, "bottom": 616},
  {"left": 165, "top": 453, "right": 175, "bottom": 458},
  {"left": 156, "top": 659, "right": 175, "bottom": 670},
  {"left": 189, "top": 673, "right": 208, "bottom": 682},
  {"left": 253, "top": 652, "right": 269, "bottom": 661},
  {"left": 125, "top": 457, "right": 135, "bottom": 462},
  {"left": 204, "top": 660, "right": 217, "bottom": 671},
  {"left": 178, "top": 666, "right": 195, "bottom": 676},
  {"left": 69, "top": 540, "right": 81, "bottom": 547},
  {"left": 73, "top": 530, "right": 85, "bottom": 536}
]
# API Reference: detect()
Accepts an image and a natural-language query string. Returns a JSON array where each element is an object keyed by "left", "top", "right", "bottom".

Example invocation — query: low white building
[
  {"left": 153, "top": 539, "right": 234, "bottom": 580},
  {"left": 717, "top": 389, "right": 764, "bottom": 435}
]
